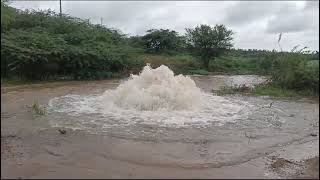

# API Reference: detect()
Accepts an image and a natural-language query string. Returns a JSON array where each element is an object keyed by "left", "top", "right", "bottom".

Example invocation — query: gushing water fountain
[{"left": 49, "top": 65, "right": 251, "bottom": 131}]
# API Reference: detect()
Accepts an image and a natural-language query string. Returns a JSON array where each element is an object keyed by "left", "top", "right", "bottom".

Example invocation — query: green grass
[
  {"left": 188, "top": 69, "right": 209, "bottom": 75},
  {"left": 32, "top": 101, "right": 46, "bottom": 116},
  {"left": 252, "top": 84, "right": 316, "bottom": 97},
  {"left": 209, "top": 56, "right": 259, "bottom": 75},
  {"left": 1, "top": 77, "right": 44, "bottom": 86},
  {"left": 251, "top": 84, "right": 300, "bottom": 97},
  {"left": 138, "top": 53, "right": 261, "bottom": 76},
  {"left": 214, "top": 85, "right": 252, "bottom": 96},
  {"left": 1, "top": 77, "right": 23, "bottom": 85},
  {"left": 1, "top": 76, "right": 73, "bottom": 86},
  {"left": 215, "top": 83, "right": 316, "bottom": 97}
]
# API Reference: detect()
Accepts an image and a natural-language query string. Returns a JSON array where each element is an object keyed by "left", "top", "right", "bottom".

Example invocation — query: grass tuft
[
  {"left": 215, "top": 83, "right": 316, "bottom": 97},
  {"left": 32, "top": 101, "right": 46, "bottom": 116}
]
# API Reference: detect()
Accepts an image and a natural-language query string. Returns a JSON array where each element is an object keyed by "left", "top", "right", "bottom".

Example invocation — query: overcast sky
[{"left": 10, "top": 1, "right": 319, "bottom": 51}]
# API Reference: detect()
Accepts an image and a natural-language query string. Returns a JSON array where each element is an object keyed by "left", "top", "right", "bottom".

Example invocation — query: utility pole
[
  {"left": 59, "top": 0, "right": 62, "bottom": 16},
  {"left": 100, "top": 17, "right": 103, "bottom": 26},
  {"left": 277, "top": 33, "right": 283, "bottom": 52}
]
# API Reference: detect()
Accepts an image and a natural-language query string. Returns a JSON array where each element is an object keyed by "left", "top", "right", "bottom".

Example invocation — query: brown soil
[
  {"left": 303, "top": 157, "right": 319, "bottom": 179},
  {"left": 270, "top": 156, "right": 319, "bottom": 179}
]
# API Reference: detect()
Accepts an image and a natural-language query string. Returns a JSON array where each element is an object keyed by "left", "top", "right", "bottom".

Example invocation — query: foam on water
[{"left": 48, "top": 65, "right": 253, "bottom": 128}]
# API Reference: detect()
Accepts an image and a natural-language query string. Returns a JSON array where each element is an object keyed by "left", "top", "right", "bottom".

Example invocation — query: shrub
[
  {"left": 32, "top": 101, "right": 46, "bottom": 115},
  {"left": 1, "top": 7, "right": 143, "bottom": 80},
  {"left": 271, "top": 52, "right": 319, "bottom": 95}
]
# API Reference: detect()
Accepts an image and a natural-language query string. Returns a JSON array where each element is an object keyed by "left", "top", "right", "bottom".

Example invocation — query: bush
[
  {"left": 252, "top": 84, "right": 301, "bottom": 97},
  {"left": 270, "top": 52, "right": 319, "bottom": 95},
  {"left": 210, "top": 56, "right": 259, "bottom": 74},
  {"left": 1, "top": 7, "right": 143, "bottom": 80},
  {"left": 139, "top": 54, "right": 201, "bottom": 75}
]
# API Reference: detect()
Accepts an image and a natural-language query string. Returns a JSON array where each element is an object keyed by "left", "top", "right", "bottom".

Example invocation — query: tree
[
  {"left": 142, "top": 29, "right": 184, "bottom": 54},
  {"left": 185, "top": 24, "right": 234, "bottom": 69}
]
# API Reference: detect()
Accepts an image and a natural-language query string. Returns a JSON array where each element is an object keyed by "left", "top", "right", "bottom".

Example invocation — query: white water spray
[
  {"left": 48, "top": 65, "right": 252, "bottom": 128},
  {"left": 99, "top": 65, "right": 203, "bottom": 111}
]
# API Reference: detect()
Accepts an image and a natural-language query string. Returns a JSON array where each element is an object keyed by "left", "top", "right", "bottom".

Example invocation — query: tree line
[{"left": 130, "top": 25, "right": 235, "bottom": 69}]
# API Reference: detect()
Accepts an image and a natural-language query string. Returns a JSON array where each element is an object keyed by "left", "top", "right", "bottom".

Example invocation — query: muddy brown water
[{"left": 1, "top": 75, "right": 319, "bottom": 179}]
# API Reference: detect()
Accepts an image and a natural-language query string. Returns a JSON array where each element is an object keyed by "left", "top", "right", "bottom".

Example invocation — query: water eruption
[
  {"left": 48, "top": 65, "right": 252, "bottom": 130},
  {"left": 99, "top": 64, "right": 203, "bottom": 111}
]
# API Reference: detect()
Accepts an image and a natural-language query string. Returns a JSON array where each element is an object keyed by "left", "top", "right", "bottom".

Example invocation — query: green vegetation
[
  {"left": 215, "top": 83, "right": 316, "bottom": 97},
  {"left": 1, "top": 2, "right": 319, "bottom": 97},
  {"left": 216, "top": 83, "right": 314, "bottom": 97},
  {"left": 142, "top": 29, "right": 185, "bottom": 54},
  {"left": 1, "top": 3, "right": 144, "bottom": 81},
  {"left": 1, "top": 0, "right": 15, "bottom": 32},
  {"left": 137, "top": 53, "right": 202, "bottom": 75},
  {"left": 270, "top": 52, "right": 318, "bottom": 94},
  {"left": 210, "top": 56, "right": 259, "bottom": 75},
  {"left": 32, "top": 101, "right": 46, "bottom": 115},
  {"left": 214, "top": 85, "right": 252, "bottom": 96},
  {"left": 188, "top": 69, "right": 209, "bottom": 75},
  {"left": 186, "top": 24, "right": 234, "bottom": 69},
  {"left": 252, "top": 84, "right": 310, "bottom": 97}
]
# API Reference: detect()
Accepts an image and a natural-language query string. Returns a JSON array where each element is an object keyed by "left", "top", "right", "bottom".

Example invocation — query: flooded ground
[{"left": 1, "top": 75, "right": 319, "bottom": 179}]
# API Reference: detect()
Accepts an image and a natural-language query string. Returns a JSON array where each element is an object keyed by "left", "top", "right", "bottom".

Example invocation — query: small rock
[
  {"left": 310, "top": 133, "right": 317, "bottom": 137},
  {"left": 58, "top": 129, "right": 66, "bottom": 134},
  {"left": 269, "top": 102, "right": 274, "bottom": 108}
]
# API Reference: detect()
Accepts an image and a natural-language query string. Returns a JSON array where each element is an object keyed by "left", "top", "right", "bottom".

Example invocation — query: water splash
[
  {"left": 99, "top": 65, "right": 203, "bottom": 111},
  {"left": 48, "top": 65, "right": 253, "bottom": 128}
]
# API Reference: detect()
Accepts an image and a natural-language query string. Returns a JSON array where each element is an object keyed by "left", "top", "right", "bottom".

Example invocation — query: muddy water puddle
[{"left": 1, "top": 75, "right": 319, "bottom": 179}]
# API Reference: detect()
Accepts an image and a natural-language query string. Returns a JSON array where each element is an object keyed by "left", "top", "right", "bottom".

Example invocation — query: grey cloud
[
  {"left": 223, "top": 1, "right": 280, "bottom": 26},
  {"left": 61, "top": 1, "right": 180, "bottom": 35},
  {"left": 266, "top": 13, "right": 313, "bottom": 34},
  {"left": 266, "top": 2, "right": 318, "bottom": 34},
  {"left": 304, "top": 1, "right": 319, "bottom": 10}
]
